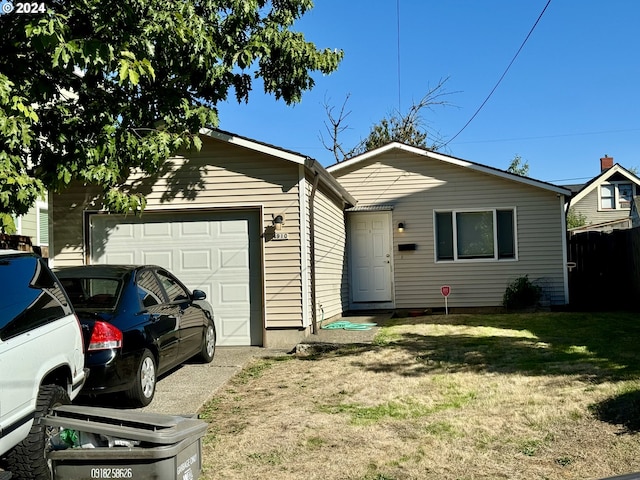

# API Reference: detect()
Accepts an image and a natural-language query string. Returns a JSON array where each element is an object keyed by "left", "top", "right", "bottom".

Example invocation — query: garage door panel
[
  {"left": 180, "top": 221, "right": 211, "bottom": 237},
  {"left": 220, "top": 220, "right": 248, "bottom": 235},
  {"left": 181, "top": 251, "right": 212, "bottom": 270},
  {"left": 220, "top": 249, "right": 248, "bottom": 270},
  {"left": 219, "top": 314, "right": 251, "bottom": 341},
  {"left": 143, "top": 251, "right": 173, "bottom": 267},
  {"left": 220, "top": 283, "right": 250, "bottom": 303},
  {"left": 102, "top": 252, "right": 135, "bottom": 264},
  {"left": 90, "top": 211, "right": 262, "bottom": 346},
  {"left": 143, "top": 222, "right": 172, "bottom": 237}
]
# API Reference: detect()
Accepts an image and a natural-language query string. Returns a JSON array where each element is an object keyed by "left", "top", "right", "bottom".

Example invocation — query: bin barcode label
[{"left": 90, "top": 468, "right": 133, "bottom": 478}]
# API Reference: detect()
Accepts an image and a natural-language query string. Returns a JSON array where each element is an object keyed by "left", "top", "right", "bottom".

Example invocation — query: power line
[
  {"left": 443, "top": 0, "right": 552, "bottom": 147},
  {"left": 396, "top": 0, "right": 401, "bottom": 112}
]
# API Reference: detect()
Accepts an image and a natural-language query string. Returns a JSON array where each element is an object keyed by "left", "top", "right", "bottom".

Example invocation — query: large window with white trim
[
  {"left": 435, "top": 208, "right": 516, "bottom": 261},
  {"left": 600, "top": 182, "right": 635, "bottom": 210}
]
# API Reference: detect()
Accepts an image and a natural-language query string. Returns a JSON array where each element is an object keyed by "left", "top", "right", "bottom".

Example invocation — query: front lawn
[{"left": 200, "top": 312, "right": 640, "bottom": 479}]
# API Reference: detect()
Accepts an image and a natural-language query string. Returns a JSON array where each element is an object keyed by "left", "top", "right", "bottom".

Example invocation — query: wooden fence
[{"left": 567, "top": 227, "right": 640, "bottom": 310}]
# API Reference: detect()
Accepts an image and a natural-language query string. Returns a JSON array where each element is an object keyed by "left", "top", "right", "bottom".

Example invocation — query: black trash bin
[{"left": 44, "top": 405, "right": 207, "bottom": 480}]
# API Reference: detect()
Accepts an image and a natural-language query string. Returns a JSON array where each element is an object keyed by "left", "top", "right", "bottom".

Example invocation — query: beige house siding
[
  {"left": 51, "top": 136, "right": 306, "bottom": 329},
  {"left": 333, "top": 150, "right": 567, "bottom": 308},
  {"left": 310, "top": 178, "right": 349, "bottom": 323}
]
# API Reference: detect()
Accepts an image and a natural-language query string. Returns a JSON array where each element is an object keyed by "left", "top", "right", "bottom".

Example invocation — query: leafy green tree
[
  {"left": 507, "top": 154, "right": 529, "bottom": 177},
  {"left": 0, "top": 0, "right": 342, "bottom": 230},
  {"left": 566, "top": 207, "right": 587, "bottom": 229}
]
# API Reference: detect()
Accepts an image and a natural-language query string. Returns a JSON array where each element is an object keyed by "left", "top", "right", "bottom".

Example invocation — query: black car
[{"left": 55, "top": 265, "right": 216, "bottom": 407}]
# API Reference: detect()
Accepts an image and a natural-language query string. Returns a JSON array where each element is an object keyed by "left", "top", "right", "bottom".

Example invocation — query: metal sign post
[{"left": 441, "top": 285, "right": 451, "bottom": 315}]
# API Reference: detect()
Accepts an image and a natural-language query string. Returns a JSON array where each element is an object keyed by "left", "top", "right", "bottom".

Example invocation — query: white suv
[{"left": 0, "top": 251, "right": 87, "bottom": 479}]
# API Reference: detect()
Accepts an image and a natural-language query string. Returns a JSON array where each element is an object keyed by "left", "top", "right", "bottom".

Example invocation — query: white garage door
[{"left": 90, "top": 210, "right": 262, "bottom": 346}]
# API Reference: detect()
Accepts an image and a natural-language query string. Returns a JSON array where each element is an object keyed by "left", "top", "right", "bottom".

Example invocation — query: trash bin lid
[{"left": 43, "top": 405, "right": 207, "bottom": 445}]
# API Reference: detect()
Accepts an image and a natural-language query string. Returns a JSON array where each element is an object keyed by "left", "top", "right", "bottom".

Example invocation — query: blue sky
[{"left": 217, "top": 0, "right": 640, "bottom": 185}]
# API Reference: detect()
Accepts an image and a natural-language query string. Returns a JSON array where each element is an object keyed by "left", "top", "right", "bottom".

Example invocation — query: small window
[
  {"left": 600, "top": 185, "right": 615, "bottom": 209},
  {"left": 600, "top": 182, "right": 634, "bottom": 210},
  {"left": 38, "top": 205, "right": 49, "bottom": 246},
  {"left": 435, "top": 209, "right": 516, "bottom": 262},
  {"left": 618, "top": 183, "right": 633, "bottom": 208}
]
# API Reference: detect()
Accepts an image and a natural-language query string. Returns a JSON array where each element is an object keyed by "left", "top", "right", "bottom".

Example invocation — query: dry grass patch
[{"left": 200, "top": 312, "right": 640, "bottom": 479}]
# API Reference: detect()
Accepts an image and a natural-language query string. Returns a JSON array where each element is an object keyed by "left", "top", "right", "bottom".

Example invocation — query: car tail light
[{"left": 88, "top": 321, "right": 123, "bottom": 351}]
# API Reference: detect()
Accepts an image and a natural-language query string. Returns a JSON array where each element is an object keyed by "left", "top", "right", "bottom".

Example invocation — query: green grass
[
  {"left": 201, "top": 311, "right": 640, "bottom": 480},
  {"left": 380, "top": 311, "right": 640, "bottom": 380}
]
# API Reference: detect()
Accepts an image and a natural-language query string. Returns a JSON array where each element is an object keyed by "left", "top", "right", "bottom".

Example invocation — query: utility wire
[
  {"left": 443, "top": 0, "right": 552, "bottom": 147},
  {"left": 396, "top": 0, "right": 401, "bottom": 112}
]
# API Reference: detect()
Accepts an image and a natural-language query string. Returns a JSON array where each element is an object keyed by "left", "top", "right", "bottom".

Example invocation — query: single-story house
[
  {"left": 50, "top": 130, "right": 571, "bottom": 348},
  {"left": 328, "top": 143, "right": 571, "bottom": 312},
  {"left": 565, "top": 155, "right": 640, "bottom": 233}
]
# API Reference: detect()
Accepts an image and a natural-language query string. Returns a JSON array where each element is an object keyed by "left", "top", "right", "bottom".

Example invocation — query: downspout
[{"left": 309, "top": 172, "right": 320, "bottom": 334}]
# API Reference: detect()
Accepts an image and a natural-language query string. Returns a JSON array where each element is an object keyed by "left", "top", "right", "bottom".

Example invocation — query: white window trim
[
  {"left": 36, "top": 200, "right": 49, "bottom": 246},
  {"left": 598, "top": 182, "right": 633, "bottom": 211},
  {"left": 433, "top": 207, "right": 518, "bottom": 263}
]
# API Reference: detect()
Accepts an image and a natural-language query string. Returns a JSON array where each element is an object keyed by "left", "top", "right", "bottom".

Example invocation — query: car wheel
[
  {"left": 199, "top": 320, "right": 216, "bottom": 363},
  {"left": 6, "top": 384, "right": 70, "bottom": 480},
  {"left": 126, "top": 349, "right": 156, "bottom": 407}
]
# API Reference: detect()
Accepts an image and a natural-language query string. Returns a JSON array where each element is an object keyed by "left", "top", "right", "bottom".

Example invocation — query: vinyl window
[
  {"left": 435, "top": 208, "right": 517, "bottom": 262},
  {"left": 600, "top": 182, "right": 634, "bottom": 210}
]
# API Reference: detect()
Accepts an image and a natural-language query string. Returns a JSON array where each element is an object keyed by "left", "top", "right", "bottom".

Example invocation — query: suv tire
[{"left": 6, "top": 385, "right": 70, "bottom": 480}]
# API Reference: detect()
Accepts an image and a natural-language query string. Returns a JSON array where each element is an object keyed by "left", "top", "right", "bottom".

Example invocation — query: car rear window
[
  {"left": 0, "top": 254, "right": 72, "bottom": 340},
  {"left": 59, "top": 277, "right": 121, "bottom": 310}
]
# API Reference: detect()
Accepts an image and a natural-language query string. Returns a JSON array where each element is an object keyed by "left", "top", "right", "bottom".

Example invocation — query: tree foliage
[
  {"left": 321, "top": 77, "right": 454, "bottom": 163},
  {"left": 507, "top": 154, "right": 529, "bottom": 177},
  {"left": 0, "top": 0, "right": 342, "bottom": 228},
  {"left": 566, "top": 207, "right": 588, "bottom": 229}
]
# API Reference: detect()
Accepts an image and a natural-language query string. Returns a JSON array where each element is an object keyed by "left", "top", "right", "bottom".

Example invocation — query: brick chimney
[{"left": 600, "top": 155, "right": 614, "bottom": 171}]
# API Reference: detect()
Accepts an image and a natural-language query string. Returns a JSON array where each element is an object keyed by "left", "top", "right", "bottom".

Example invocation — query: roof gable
[
  {"left": 570, "top": 164, "right": 640, "bottom": 205},
  {"left": 327, "top": 142, "right": 571, "bottom": 196},
  {"left": 200, "top": 128, "right": 356, "bottom": 206}
]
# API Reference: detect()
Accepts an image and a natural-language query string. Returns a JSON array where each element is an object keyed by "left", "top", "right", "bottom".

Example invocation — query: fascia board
[
  {"left": 327, "top": 142, "right": 571, "bottom": 196},
  {"left": 200, "top": 128, "right": 307, "bottom": 164}
]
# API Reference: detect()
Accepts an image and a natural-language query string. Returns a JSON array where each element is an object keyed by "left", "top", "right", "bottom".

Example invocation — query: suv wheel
[
  {"left": 6, "top": 385, "right": 70, "bottom": 480},
  {"left": 126, "top": 349, "right": 156, "bottom": 407}
]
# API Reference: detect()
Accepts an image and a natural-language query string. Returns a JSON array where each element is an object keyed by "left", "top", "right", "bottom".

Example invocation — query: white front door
[{"left": 349, "top": 212, "right": 393, "bottom": 303}]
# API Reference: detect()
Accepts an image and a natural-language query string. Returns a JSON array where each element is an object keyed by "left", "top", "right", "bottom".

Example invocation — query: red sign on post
[{"left": 441, "top": 285, "right": 451, "bottom": 297}]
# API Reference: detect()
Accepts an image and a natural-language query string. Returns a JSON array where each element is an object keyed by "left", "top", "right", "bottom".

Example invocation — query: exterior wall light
[
  {"left": 273, "top": 215, "right": 284, "bottom": 231},
  {"left": 398, "top": 222, "right": 405, "bottom": 233}
]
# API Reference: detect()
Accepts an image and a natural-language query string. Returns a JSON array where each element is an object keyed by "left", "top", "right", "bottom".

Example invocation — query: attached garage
[
  {"left": 50, "top": 129, "right": 355, "bottom": 348},
  {"left": 88, "top": 209, "right": 263, "bottom": 346}
]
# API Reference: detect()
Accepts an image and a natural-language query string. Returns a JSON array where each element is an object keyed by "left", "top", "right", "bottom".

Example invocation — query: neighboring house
[
  {"left": 566, "top": 156, "right": 640, "bottom": 234},
  {"left": 50, "top": 129, "right": 355, "bottom": 348},
  {"left": 12, "top": 197, "right": 49, "bottom": 256},
  {"left": 50, "top": 132, "right": 571, "bottom": 348},
  {"left": 327, "top": 143, "right": 571, "bottom": 312}
]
